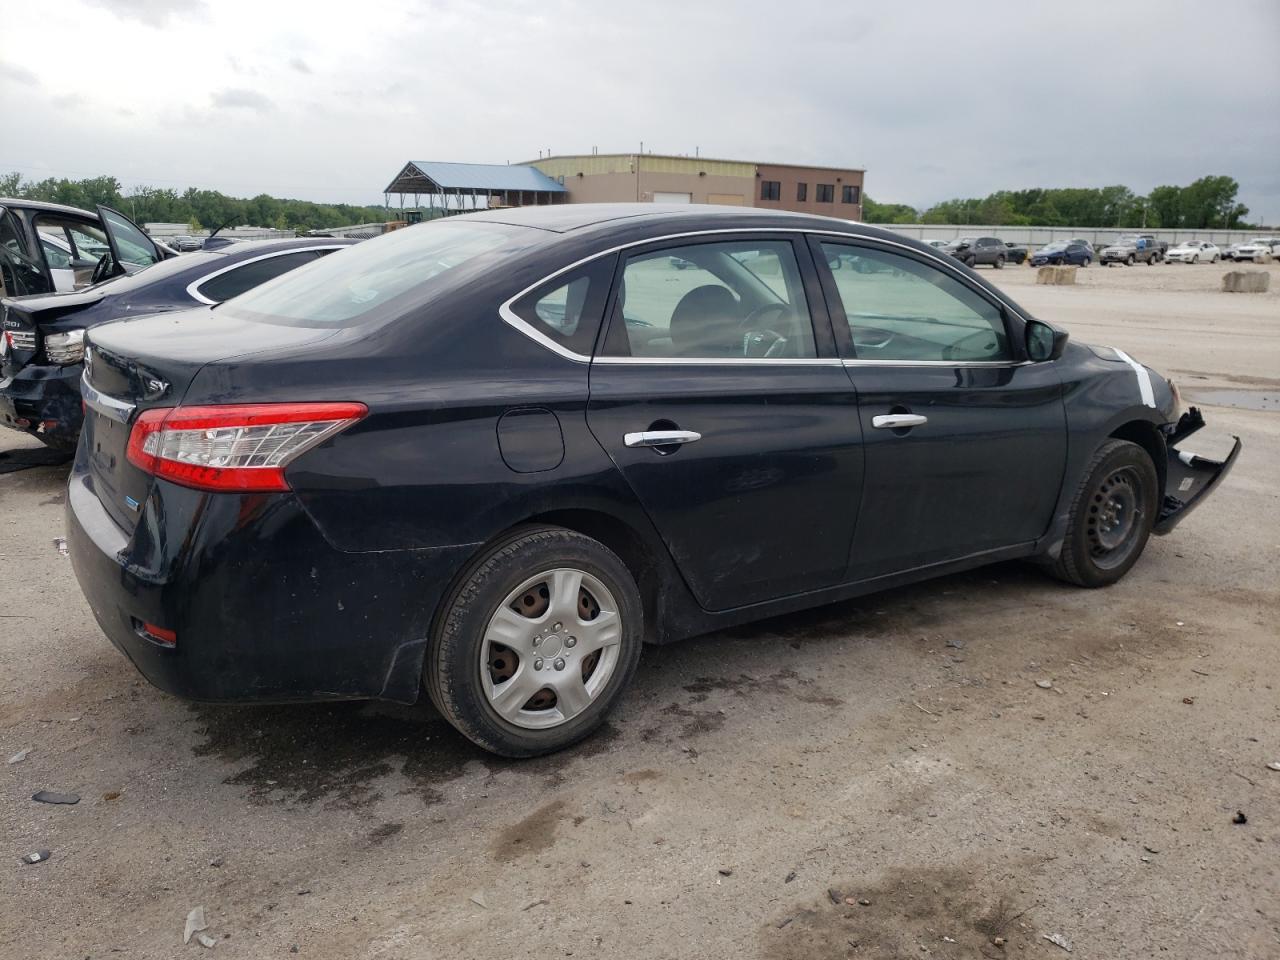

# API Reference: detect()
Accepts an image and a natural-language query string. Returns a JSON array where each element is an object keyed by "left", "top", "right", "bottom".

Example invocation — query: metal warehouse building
[{"left": 384, "top": 153, "right": 864, "bottom": 219}]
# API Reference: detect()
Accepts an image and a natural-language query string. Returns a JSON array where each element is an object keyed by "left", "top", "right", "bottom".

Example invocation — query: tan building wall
[
  {"left": 529, "top": 155, "right": 754, "bottom": 206},
  {"left": 525, "top": 154, "right": 864, "bottom": 218},
  {"left": 754, "top": 163, "right": 864, "bottom": 220}
]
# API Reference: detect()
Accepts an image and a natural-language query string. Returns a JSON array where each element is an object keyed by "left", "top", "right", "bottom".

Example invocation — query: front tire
[
  {"left": 1126, "top": 254, "right": 1135, "bottom": 266},
  {"left": 994, "top": 255, "right": 1005, "bottom": 269},
  {"left": 1046, "top": 440, "right": 1158, "bottom": 588},
  {"left": 426, "top": 526, "right": 644, "bottom": 757}
]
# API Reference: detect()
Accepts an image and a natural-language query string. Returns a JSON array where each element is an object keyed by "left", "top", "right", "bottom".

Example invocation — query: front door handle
[
  {"left": 872, "top": 414, "right": 928, "bottom": 429},
  {"left": 624, "top": 430, "right": 702, "bottom": 448}
]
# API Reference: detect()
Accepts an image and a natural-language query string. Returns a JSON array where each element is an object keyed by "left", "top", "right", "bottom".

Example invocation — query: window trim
[
  {"left": 841, "top": 184, "right": 861, "bottom": 205},
  {"left": 797, "top": 182, "right": 808, "bottom": 202},
  {"left": 496, "top": 228, "right": 1033, "bottom": 366},
  {"left": 809, "top": 235, "right": 1024, "bottom": 366},
  {"left": 760, "top": 180, "right": 781, "bottom": 202},
  {"left": 186, "top": 245, "right": 344, "bottom": 304},
  {"left": 816, "top": 184, "right": 835, "bottom": 203}
]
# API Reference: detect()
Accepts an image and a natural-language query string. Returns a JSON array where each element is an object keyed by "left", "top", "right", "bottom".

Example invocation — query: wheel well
[
  {"left": 1109, "top": 420, "right": 1167, "bottom": 494},
  {"left": 523, "top": 509, "right": 665, "bottom": 639}
]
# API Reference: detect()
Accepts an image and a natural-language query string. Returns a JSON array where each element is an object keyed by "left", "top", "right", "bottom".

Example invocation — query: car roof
[
  {"left": 0, "top": 197, "right": 98, "bottom": 218},
  {"left": 461, "top": 202, "right": 890, "bottom": 238}
]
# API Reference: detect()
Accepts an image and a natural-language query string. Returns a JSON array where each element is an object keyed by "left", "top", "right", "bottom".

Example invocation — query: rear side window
[
  {"left": 197, "top": 250, "right": 320, "bottom": 303},
  {"left": 508, "top": 256, "right": 615, "bottom": 356},
  {"left": 606, "top": 239, "right": 816, "bottom": 360},
  {"left": 819, "top": 241, "right": 1010, "bottom": 363}
]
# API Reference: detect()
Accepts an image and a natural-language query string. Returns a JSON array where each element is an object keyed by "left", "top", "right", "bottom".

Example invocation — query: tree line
[
  {"left": 863, "top": 176, "right": 1256, "bottom": 229},
  {"left": 0, "top": 172, "right": 389, "bottom": 233}
]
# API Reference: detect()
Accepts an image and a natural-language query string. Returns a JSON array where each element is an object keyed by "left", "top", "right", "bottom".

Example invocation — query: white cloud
[{"left": 0, "top": 0, "right": 1276, "bottom": 220}]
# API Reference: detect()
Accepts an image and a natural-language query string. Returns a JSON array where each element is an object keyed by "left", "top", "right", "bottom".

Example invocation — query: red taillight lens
[{"left": 126, "top": 402, "right": 367, "bottom": 492}]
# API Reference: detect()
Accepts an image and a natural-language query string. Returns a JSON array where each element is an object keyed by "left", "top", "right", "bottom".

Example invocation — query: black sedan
[
  {"left": 2, "top": 237, "right": 352, "bottom": 450},
  {"left": 66, "top": 205, "right": 1239, "bottom": 757}
]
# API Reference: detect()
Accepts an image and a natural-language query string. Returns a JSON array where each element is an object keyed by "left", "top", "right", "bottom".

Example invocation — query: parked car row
[{"left": 932, "top": 233, "right": 1280, "bottom": 269}]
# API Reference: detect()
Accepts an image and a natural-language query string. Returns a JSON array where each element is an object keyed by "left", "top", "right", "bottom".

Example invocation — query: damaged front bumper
[{"left": 1154, "top": 407, "right": 1241, "bottom": 535}]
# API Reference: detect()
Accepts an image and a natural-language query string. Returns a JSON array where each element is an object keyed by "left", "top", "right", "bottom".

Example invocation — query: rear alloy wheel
[
  {"left": 426, "top": 526, "right": 643, "bottom": 756},
  {"left": 1046, "top": 439, "right": 1158, "bottom": 588}
]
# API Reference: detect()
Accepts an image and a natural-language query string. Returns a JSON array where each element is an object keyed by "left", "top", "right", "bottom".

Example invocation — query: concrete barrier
[
  {"left": 1221, "top": 271, "right": 1271, "bottom": 293},
  {"left": 1036, "top": 265, "right": 1078, "bottom": 285}
]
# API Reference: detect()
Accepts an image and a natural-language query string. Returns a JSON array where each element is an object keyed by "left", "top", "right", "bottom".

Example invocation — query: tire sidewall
[
  {"left": 427, "top": 527, "right": 644, "bottom": 757},
  {"left": 1063, "top": 441, "right": 1159, "bottom": 587}
]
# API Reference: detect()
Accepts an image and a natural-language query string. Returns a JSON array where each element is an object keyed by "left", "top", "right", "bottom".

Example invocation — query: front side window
[
  {"left": 100, "top": 206, "right": 160, "bottom": 268},
  {"left": 816, "top": 184, "right": 834, "bottom": 203},
  {"left": 760, "top": 180, "right": 781, "bottom": 201},
  {"left": 607, "top": 239, "right": 816, "bottom": 360},
  {"left": 197, "top": 251, "right": 321, "bottom": 303},
  {"left": 819, "top": 241, "right": 1010, "bottom": 363},
  {"left": 841, "top": 185, "right": 861, "bottom": 204}
]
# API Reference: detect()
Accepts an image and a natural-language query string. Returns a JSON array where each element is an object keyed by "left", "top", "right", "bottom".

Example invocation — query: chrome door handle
[
  {"left": 872, "top": 414, "right": 928, "bottom": 429},
  {"left": 624, "top": 430, "right": 702, "bottom": 448}
]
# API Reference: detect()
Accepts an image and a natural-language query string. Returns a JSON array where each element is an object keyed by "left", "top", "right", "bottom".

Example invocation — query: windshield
[{"left": 221, "top": 221, "right": 524, "bottom": 327}]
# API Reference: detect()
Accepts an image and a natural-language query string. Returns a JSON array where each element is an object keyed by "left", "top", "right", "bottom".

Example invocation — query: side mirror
[{"left": 1026, "top": 319, "right": 1068, "bottom": 362}]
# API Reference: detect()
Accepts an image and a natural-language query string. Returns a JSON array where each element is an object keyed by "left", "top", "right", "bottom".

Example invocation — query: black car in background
[
  {"left": 945, "top": 236, "right": 1009, "bottom": 268},
  {"left": 1, "top": 198, "right": 169, "bottom": 297},
  {"left": 1003, "top": 241, "right": 1028, "bottom": 265},
  {"left": 1029, "top": 240, "right": 1094, "bottom": 267},
  {"left": 67, "top": 205, "right": 1238, "bottom": 757},
  {"left": 1, "top": 238, "right": 352, "bottom": 449}
]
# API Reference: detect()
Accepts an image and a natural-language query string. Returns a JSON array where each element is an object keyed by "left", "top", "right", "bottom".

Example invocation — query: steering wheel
[
  {"left": 941, "top": 330, "right": 999, "bottom": 361},
  {"left": 738, "top": 303, "right": 791, "bottom": 358},
  {"left": 90, "top": 253, "right": 117, "bottom": 286}
]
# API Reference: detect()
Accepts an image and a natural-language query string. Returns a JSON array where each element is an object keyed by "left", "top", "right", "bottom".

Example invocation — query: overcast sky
[{"left": 2, "top": 0, "right": 1278, "bottom": 220}]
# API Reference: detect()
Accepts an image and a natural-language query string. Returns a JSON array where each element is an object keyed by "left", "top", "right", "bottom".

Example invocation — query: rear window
[{"left": 220, "top": 221, "right": 522, "bottom": 327}]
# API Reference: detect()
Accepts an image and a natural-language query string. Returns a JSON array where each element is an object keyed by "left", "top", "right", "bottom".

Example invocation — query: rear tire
[
  {"left": 1046, "top": 440, "right": 1158, "bottom": 588},
  {"left": 425, "top": 525, "right": 644, "bottom": 757}
]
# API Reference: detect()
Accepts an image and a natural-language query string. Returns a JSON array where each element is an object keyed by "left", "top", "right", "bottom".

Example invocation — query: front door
[
  {"left": 811, "top": 237, "right": 1067, "bottom": 581},
  {"left": 586, "top": 234, "right": 863, "bottom": 612}
]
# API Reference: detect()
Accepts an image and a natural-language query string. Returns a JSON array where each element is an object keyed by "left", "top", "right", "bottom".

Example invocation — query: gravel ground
[{"left": 2, "top": 258, "right": 1278, "bottom": 959}]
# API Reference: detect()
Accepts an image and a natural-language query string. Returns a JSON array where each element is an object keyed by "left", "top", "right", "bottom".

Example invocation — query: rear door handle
[
  {"left": 872, "top": 414, "right": 928, "bottom": 429},
  {"left": 624, "top": 430, "right": 702, "bottom": 448}
]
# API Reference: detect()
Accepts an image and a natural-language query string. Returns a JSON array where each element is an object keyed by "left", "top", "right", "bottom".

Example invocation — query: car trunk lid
[{"left": 82, "top": 306, "right": 336, "bottom": 534}]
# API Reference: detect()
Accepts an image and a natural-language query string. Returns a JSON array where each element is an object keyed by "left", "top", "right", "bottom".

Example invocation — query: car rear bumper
[
  {"left": 0, "top": 363, "right": 83, "bottom": 445},
  {"left": 66, "top": 459, "right": 478, "bottom": 704},
  {"left": 1154, "top": 408, "right": 1242, "bottom": 535}
]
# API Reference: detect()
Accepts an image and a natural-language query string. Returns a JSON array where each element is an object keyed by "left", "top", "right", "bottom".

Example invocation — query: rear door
[
  {"left": 586, "top": 233, "right": 863, "bottom": 612},
  {"left": 811, "top": 236, "right": 1067, "bottom": 581}
]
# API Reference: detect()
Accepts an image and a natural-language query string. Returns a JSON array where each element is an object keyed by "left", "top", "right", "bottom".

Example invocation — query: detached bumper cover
[{"left": 1154, "top": 407, "right": 1241, "bottom": 535}]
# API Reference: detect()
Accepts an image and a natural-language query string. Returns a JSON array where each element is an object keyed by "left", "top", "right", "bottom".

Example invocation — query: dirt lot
[{"left": 2, "top": 259, "right": 1278, "bottom": 959}]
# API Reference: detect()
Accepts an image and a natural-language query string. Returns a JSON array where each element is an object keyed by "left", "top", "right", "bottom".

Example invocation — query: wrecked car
[
  {"left": 1, "top": 198, "right": 168, "bottom": 298},
  {"left": 2, "top": 238, "right": 353, "bottom": 450},
  {"left": 65, "top": 205, "right": 1240, "bottom": 757}
]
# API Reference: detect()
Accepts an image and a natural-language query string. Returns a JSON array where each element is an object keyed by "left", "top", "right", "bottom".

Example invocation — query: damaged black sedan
[
  {"left": 66, "top": 205, "right": 1239, "bottom": 757},
  {"left": 2, "top": 238, "right": 352, "bottom": 450}
]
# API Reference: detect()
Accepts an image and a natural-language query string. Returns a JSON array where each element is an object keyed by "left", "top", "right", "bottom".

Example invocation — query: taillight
[{"left": 126, "top": 402, "right": 367, "bottom": 492}]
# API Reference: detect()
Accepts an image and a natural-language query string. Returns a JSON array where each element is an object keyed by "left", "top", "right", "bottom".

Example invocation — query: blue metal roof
[{"left": 386, "top": 161, "right": 565, "bottom": 194}]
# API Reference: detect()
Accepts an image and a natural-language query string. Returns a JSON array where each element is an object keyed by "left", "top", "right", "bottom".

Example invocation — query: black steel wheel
[{"left": 1046, "top": 439, "right": 1159, "bottom": 588}]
